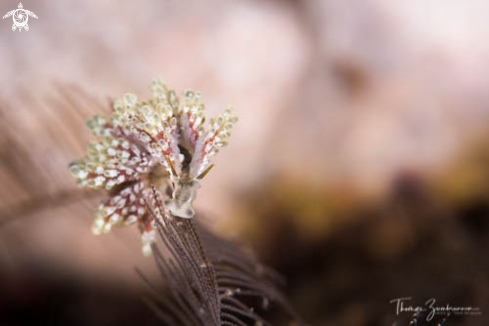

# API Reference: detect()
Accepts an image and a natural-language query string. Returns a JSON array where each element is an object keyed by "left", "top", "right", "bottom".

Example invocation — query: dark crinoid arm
[{"left": 138, "top": 188, "right": 304, "bottom": 326}]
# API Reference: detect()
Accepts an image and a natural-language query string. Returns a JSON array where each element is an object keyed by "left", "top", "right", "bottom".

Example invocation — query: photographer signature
[{"left": 389, "top": 297, "right": 481, "bottom": 321}]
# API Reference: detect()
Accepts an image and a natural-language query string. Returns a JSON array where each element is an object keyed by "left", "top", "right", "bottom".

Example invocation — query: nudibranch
[{"left": 69, "top": 79, "right": 237, "bottom": 256}]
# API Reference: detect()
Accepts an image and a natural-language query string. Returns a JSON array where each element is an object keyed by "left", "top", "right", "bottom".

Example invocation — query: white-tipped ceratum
[{"left": 69, "top": 79, "right": 238, "bottom": 256}]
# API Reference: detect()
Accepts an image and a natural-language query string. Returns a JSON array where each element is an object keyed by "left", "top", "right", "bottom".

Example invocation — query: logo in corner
[{"left": 3, "top": 3, "right": 38, "bottom": 32}]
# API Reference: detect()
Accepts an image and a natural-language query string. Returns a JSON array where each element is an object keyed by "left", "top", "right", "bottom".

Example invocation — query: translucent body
[{"left": 165, "top": 179, "right": 199, "bottom": 218}]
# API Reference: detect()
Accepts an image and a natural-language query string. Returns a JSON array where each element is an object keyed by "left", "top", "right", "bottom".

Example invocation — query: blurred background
[{"left": 1, "top": 0, "right": 489, "bottom": 325}]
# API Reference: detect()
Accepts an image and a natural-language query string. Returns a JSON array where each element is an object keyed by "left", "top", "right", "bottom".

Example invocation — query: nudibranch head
[{"left": 164, "top": 179, "right": 199, "bottom": 219}]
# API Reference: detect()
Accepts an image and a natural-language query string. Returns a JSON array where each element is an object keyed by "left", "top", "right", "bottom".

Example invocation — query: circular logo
[{"left": 13, "top": 9, "right": 28, "bottom": 28}]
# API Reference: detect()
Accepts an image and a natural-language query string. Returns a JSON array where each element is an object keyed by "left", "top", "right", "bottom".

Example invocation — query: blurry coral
[{"left": 236, "top": 173, "right": 489, "bottom": 325}]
